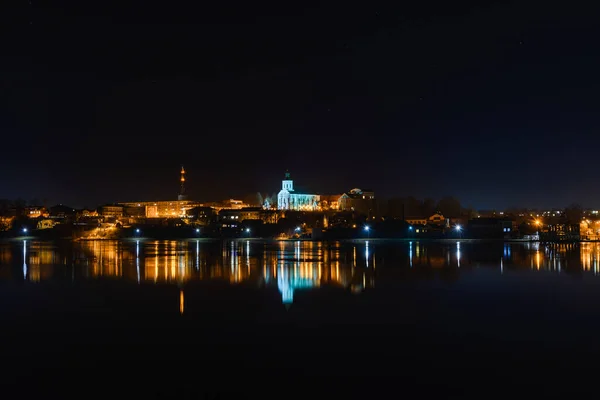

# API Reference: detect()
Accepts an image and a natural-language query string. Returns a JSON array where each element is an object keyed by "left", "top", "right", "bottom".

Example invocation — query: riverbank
[{"left": 4, "top": 235, "right": 600, "bottom": 244}]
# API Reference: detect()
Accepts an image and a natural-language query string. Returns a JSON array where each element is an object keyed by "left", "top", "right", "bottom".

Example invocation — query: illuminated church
[{"left": 277, "top": 171, "right": 320, "bottom": 211}]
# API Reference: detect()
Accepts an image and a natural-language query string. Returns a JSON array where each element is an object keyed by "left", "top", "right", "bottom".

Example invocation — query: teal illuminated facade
[{"left": 277, "top": 171, "right": 320, "bottom": 211}]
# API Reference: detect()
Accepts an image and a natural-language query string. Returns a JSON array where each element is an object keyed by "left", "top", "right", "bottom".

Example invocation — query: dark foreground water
[{"left": 2, "top": 238, "right": 600, "bottom": 397}]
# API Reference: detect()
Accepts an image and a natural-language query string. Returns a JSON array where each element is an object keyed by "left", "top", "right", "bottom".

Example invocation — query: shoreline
[{"left": 1, "top": 236, "right": 597, "bottom": 243}]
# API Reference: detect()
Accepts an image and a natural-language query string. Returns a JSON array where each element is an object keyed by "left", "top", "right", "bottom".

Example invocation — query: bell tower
[{"left": 282, "top": 170, "right": 294, "bottom": 192}]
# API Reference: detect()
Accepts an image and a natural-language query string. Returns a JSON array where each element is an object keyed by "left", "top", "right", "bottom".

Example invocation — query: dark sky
[{"left": 3, "top": 1, "right": 600, "bottom": 209}]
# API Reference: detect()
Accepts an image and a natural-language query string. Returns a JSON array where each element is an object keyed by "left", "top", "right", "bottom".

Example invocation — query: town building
[
  {"left": 277, "top": 171, "right": 320, "bottom": 211},
  {"left": 0, "top": 216, "right": 14, "bottom": 231},
  {"left": 26, "top": 206, "right": 48, "bottom": 219},
  {"left": 98, "top": 204, "right": 124, "bottom": 218},
  {"left": 405, "top": 213, "right": 448, "bottom": 227},
  {"left": 78, "top": 209, "right": 99, "bottom": 218},
  {"left": 186, "top": 206, "right": 216, "bottom": 225},
  {"left": 405, "top": 217, "right": 427, "bottom": 226},
  {"left": 273, "top": 170, "right": 375, "bottom": 214},
  {"left": 319, "top": 194, "right": 343, "bottom": 211},
  {"left": 338, "top": 188, "right": 376, "bottom": 217},
  {"left": 119, "top": 200, "right": 201, "bottom": 218},
  {"left": 48, "top": 204, "right": 77, "bottom": 219},
  {"left": 467, "top": 217, "right": 514, "bottom": 239},
  {"left": 543, "top": 222, "right": 580, "bottom": 241},
  {"left": 580, "top": 219, "right": 600, "bottom": 240},
  {"left": 205, "top": 199, "right": 250, "bottom": 212}
]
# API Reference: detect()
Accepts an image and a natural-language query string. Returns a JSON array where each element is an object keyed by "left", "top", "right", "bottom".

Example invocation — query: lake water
[{"left": 2, "top": 238, "right": 600, "bottom": 397}]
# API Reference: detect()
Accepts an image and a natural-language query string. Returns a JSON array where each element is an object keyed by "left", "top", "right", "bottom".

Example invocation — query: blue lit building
[{"left": 277, "top": 171, "right": 320, "bottom": 211}]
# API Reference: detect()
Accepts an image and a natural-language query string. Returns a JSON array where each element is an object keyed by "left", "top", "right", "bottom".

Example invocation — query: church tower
[
  {"left": 278, "top": 170, "right": 293, "bottom": 210},
  {"left": 282, "top": 170, "right": 294, "bottom": 192}
]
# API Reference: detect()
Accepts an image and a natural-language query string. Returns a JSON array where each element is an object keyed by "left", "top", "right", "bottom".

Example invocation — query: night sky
[{"left": 3, "top": 1, "right": 600, "bottom": 209}]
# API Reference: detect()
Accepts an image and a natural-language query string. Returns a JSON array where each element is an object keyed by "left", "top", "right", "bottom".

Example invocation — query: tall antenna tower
[{"left": 178, "top": 165, "right": 188, "bottom": 201}]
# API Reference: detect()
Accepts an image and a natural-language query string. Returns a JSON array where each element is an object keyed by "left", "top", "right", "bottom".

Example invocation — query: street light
[
  {"left": 364, "top": 225, "right": 370, "bottom": 239},
  {"left": 455, "top": 225, "right": 462, "bottom": 238},
  {"left": 22, "top": 227, "right": 28, "bottom": 234},
  {"left": 135, "top": 228, "right": 140, "bottom": 236},
  {"left": 195, "top": 228, "right": 200, "bottom": 233}
]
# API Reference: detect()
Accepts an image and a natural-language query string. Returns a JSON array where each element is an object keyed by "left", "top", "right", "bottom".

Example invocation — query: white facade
[{"left": 277, "top": 172, "right": 320, "bottom": 211}]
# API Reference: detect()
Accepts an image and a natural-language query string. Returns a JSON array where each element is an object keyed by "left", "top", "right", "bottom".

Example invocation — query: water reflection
[
  {"left": 5, "top": 240, "right": 600, "bottom": 306},
  {"left": 179, "top": 290, "right": 184, "bottom": 315},
  {"left": 23, "top": 240, "right": 27, "bottom": 280}
]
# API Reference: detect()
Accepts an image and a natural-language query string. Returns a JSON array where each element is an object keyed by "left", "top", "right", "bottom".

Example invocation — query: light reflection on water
[{"left": 3, "top": 239, "right": 600, "bottom": 305}]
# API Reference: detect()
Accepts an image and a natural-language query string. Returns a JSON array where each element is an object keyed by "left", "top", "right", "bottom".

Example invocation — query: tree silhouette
[
  {"left": 421, "top": 198, "right": 436, "bottom": 217},
  {"left": 437, "top": 196, "right": 461, "bottom": 218},
  {"left": 564, "top": 203, "right": 583, "bottom": 224}
]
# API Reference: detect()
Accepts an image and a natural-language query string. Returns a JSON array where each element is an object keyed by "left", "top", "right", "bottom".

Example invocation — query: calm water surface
[
  {"left": 4, "top": 239, "right": 600, "bottom": 301},
  {"left": 2, "top": 239, "right": 600, "bottom": 397}
]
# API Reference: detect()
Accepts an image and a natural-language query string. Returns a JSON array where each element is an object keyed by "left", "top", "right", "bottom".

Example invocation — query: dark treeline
[
  {"left": 383, "top": 196, "right": 463, "bottom": 219},
  {"left": 0, "top": 198, "right": 49, "bottom": 211},
  {"left": 0, "top": 195, "right": 587, "bottom": 223}
]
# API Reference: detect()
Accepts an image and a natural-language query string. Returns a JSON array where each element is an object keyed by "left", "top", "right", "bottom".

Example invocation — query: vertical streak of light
[
  {"left": 163, "top": 243, "right": 168, "bottom": 280},
  {"left": 230, "top": 241, "right": 235, "bottom": 276},
  {"left": 170, "top": 250, "right": 175, "bottom": 280},
  {"left": 318, "top": 263, "right": 322, "bottom": 282},
  {"left": 155, "top": 242, "right": 158, "bottom": 283},
  {"left": 373, "top": 249, "right": 376, "bottom": 270},
  {"left": 457, "top": 241, "right": 461, "bottom": 268},
  {"left": 118, "top": 242, "right": 122, "bottom": 277},
  {"left": 365, "top": 241, "right": 369, "bottom": 268},
  {"left": 178, "top": 243, "right": 185, "bottom": 282},
  {"left": 196, "top": 240, "right": 199, "bottom": 270},
  {"left": 409, "top": 241, "right": 413, "bottom": 268},
  {"left": 246, "top": 240, "right": 250, "bottom": 273},
  {"left": 363, "top": 272, "right": 366, "bottom": 289},
  {"left": 179, "top": 290, "right": 184, "bottom": 315},
  {"left": 136, "top": 240, "right": 140, "bottom": 283},
  {"left": 23, "top": 240, "right": 27, "bottom": 281}
]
